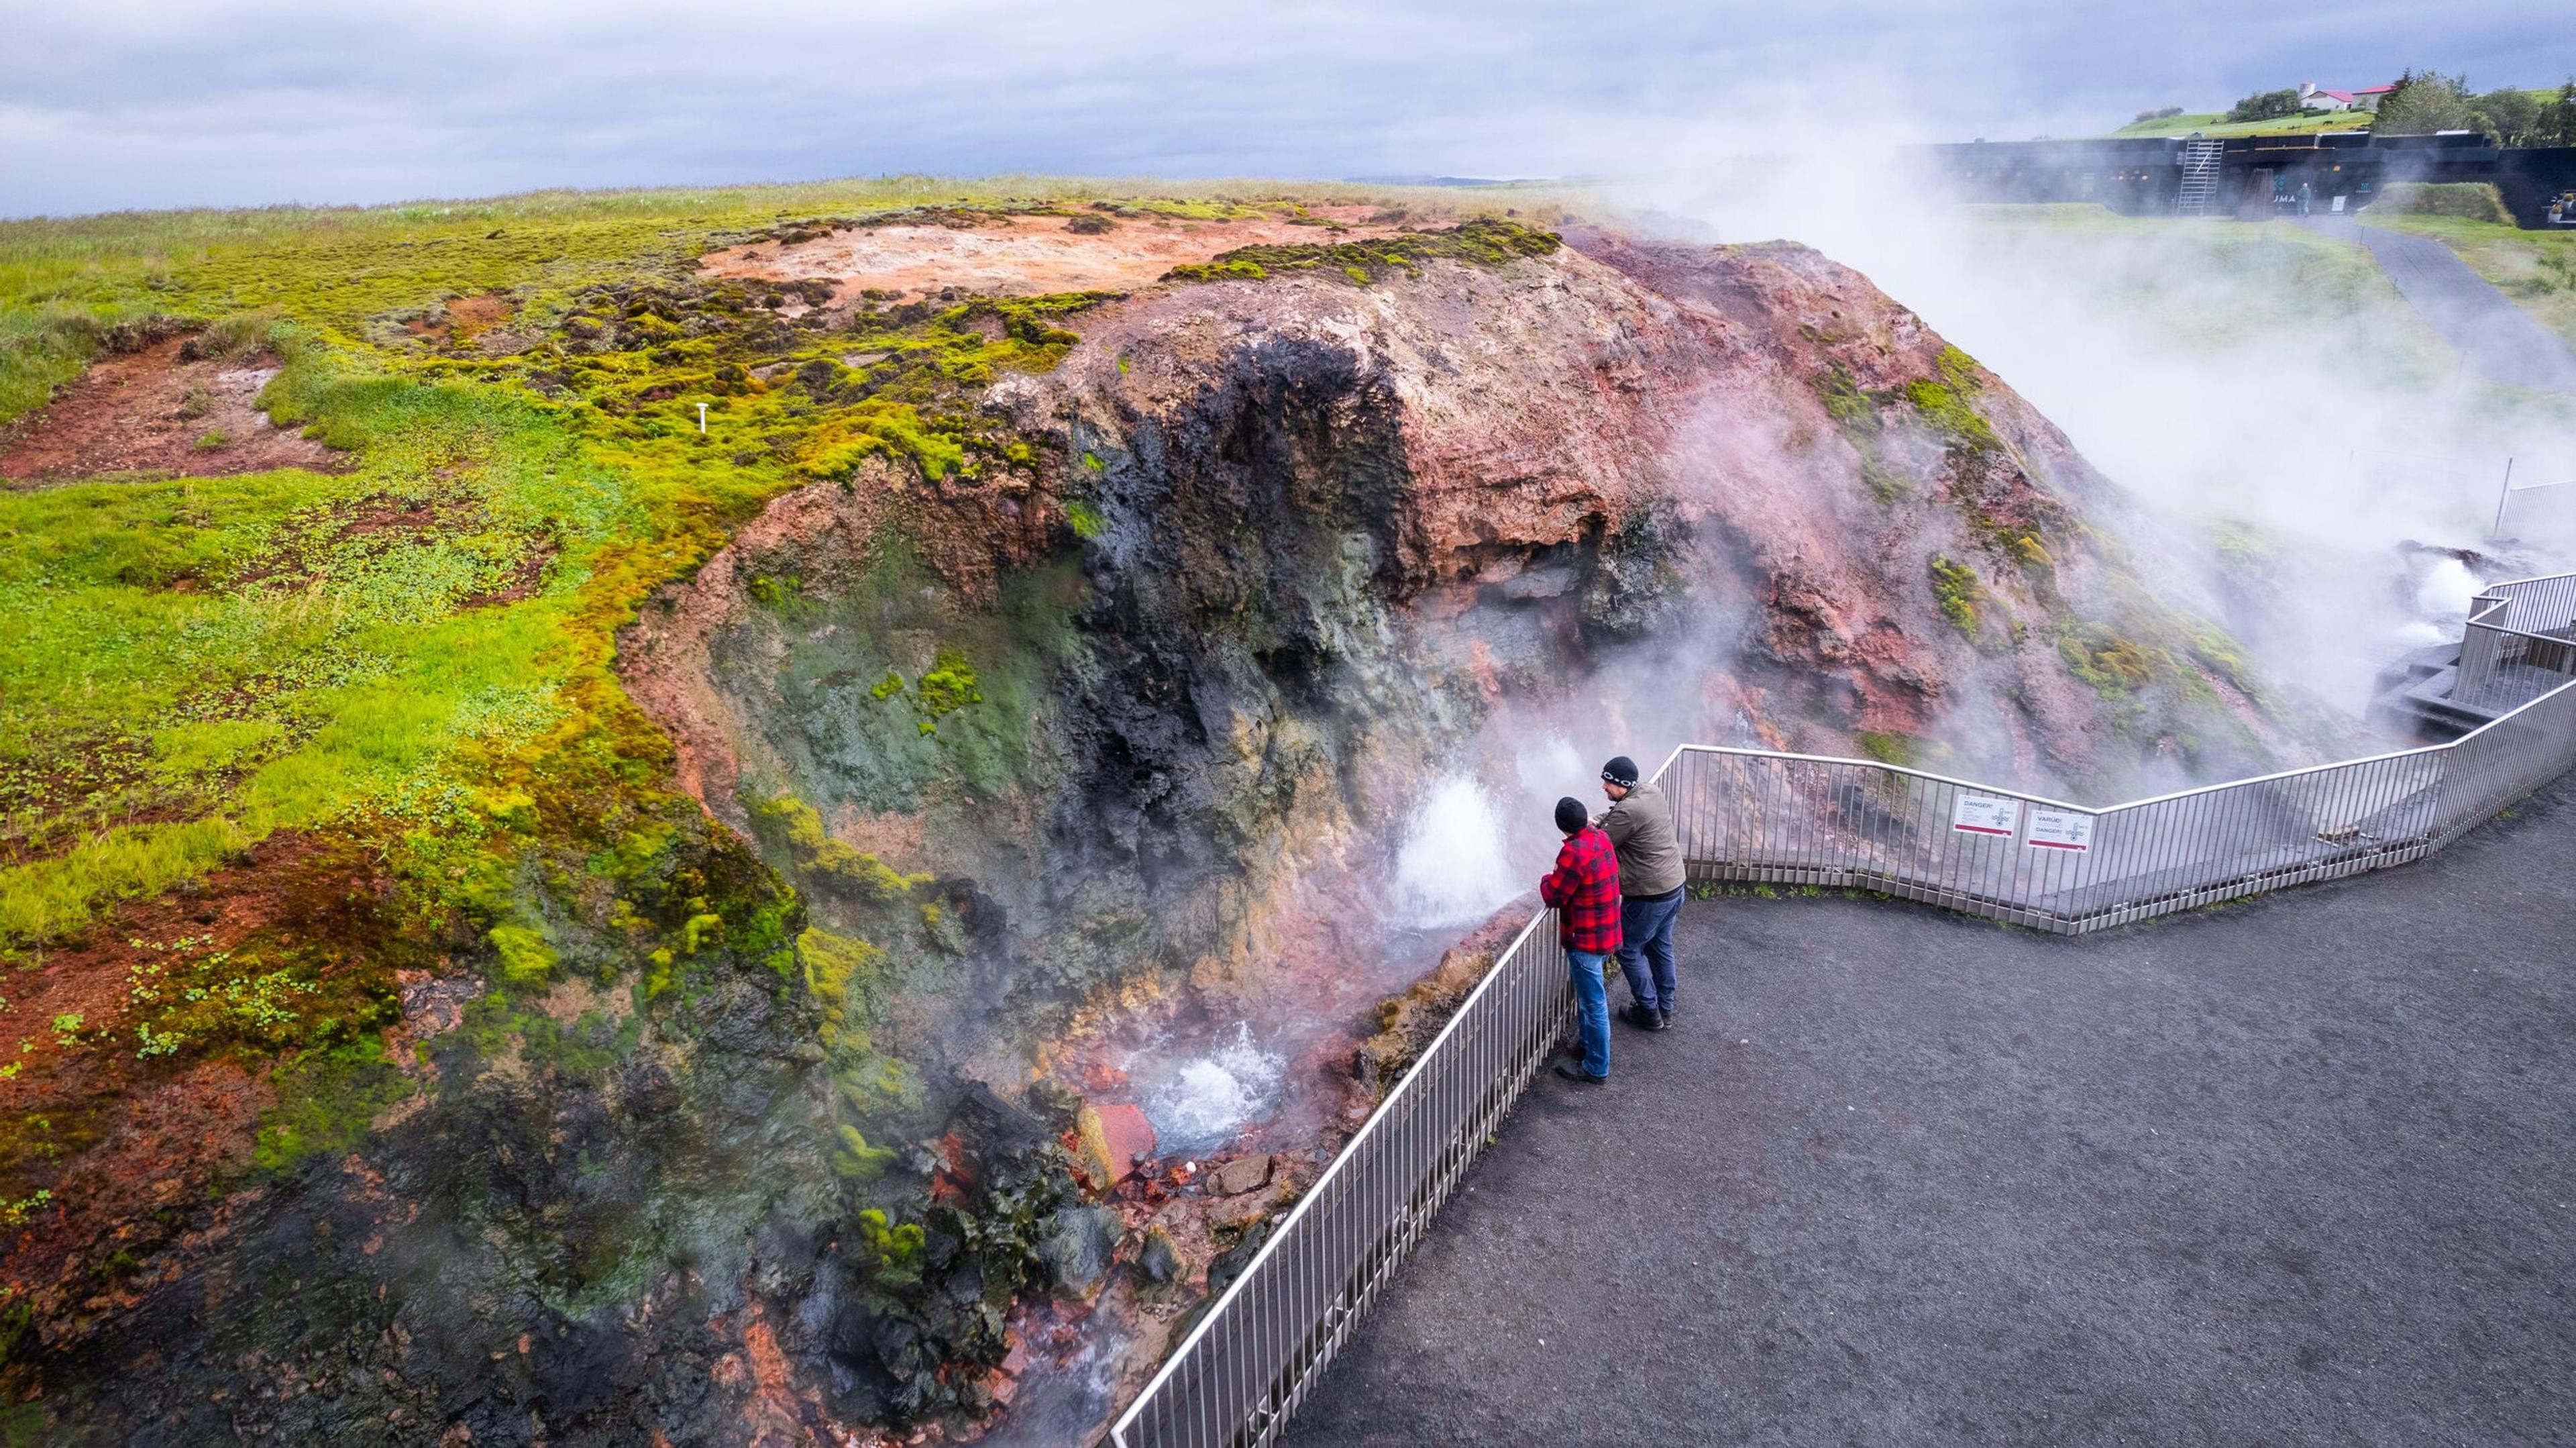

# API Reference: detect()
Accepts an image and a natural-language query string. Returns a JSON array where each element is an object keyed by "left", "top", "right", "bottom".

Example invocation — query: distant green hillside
[
  {"left": 2112, "top": 87, "right": 2562, "bottom": 140},
  {"left": 2112, "top": 111, "right": 2371, "bottom": 139}
]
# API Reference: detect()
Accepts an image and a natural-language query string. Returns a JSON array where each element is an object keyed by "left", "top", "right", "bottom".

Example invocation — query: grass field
[{"left": 2110, "top": 111, "right": 2375, "bottom": 140}]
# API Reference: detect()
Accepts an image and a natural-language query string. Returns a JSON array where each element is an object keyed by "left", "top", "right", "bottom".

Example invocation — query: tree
[
  {"left": 2542, "top": 79, "right": 2576, "bottom": 147},
  {"left": 2374, "top": 70, "right": 2477, "bottom": 135},
  {"left": 2473, "top": 87, "right": 2542, "bottom": 146},
  {"left": 2225, "top": 88, "right": 2302, "bottom": 123}
]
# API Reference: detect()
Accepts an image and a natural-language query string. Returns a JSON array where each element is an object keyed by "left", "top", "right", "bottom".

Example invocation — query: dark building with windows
[{"left": 1933, "top": 132, "right": 2576, "bottom": 227}]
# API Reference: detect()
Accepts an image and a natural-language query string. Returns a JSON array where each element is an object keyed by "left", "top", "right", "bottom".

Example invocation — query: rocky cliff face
[
  {"left": 638, "top": 221, "right": 2318, "bottom": 1003},
  {"left": 14, "top": 213, "right": 2327, "bottom": 1446},
  {"left": 600, "top": 219, "right": 2326, "bottom": 1434}
]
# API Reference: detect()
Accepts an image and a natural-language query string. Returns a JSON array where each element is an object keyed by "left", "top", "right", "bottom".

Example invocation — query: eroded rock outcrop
[
  {"left": 638, "top": 223, "right": 2321, "bottom": 995},
  {"left": 601, "top": 219, "right": 2333, "bottom": 1437}
]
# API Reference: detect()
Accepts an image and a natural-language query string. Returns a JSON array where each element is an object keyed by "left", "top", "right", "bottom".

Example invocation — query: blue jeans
[
  {"left": 1615, "top": 890, "right": 1683, "bottom": 1015},
  {"left": 1567, "top": 948, "right": 1611, "bottom": 1079}
]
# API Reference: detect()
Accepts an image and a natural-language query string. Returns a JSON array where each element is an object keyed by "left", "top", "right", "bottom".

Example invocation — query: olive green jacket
[{"left": 1601, "top": 781, "right": 1685, "bottom": 898}]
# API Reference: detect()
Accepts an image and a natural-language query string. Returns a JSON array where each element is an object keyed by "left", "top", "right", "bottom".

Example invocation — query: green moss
[
  {"left": 833, "top": 1123, "right": 898, "bottom": 1180},
  {"left": 1814, "top": 362, "right": 1876, "bottom": 430},
  {"left": 1811, "top": 364, "right": 1907, "bottom": 503},
  {"left": 2057, "top": 623, "right": 2160, "bottom": 694},
  {"left": 1064, "top": 499, "right": 1107, "bottom": 539},
  {"left": 798, "top": 926, "right": 884, "bottom": 1051},
  {"left": 250, "top": 1038, "right": 413, "bottom": 1174},
  {"left": 914, "top": 649, "right": 983, "bottom": 717},
  {"left": 748, "top": 794, "right": 930, "bottom": 904},
  {"left": 1853, "top": 731, "right": 1920, "bottom": 767},
  {"left": 1164, "top": 218, "right": 1560, "bottom": 287},
  {"left": 487, "top": 922, "right": 558, "bottom": 984},
  {"left": 1929, "top": 554, "right": 1984, "bottom": 634},
  {"left": 1898, "top": 356, "right": 1999, "bottom": 454},
  {"left": 854, "top": 1206, "right": 928, "bottom": 1287},
  {"left": 1166, "top": 259, "right": 1269, "bottom": 282}
]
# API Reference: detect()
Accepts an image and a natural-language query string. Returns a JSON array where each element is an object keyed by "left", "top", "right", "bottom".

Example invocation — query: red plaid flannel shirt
[{"left": 1540, "top": 825, "right": 1623, "bottom": 954}]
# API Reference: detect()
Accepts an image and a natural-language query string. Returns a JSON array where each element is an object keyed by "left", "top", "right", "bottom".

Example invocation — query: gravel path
[
  {"left": 1283, "top": 776, "right": 2576, "bottom": 1447},
  {"left": 2310, "top": 216, "right": 2576, "bottom": 393}
]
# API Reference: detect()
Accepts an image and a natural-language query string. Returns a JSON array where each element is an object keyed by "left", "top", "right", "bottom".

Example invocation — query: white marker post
[
  {"left": 2025, "top": 808, "right": 2095, "bottom": 853},
  {"left": 1951, "top": 794, "right": 2021, "bottom": 838},
  {"left": 696, "top": 402, "right": 710, "bottom": 435}
]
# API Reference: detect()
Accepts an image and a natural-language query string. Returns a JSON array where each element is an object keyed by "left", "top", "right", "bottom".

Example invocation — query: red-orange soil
[
  {"left": 0, "top": 337, "right": 346, "bottom": 483},
  {"left": 402, "top": 292, "right": 528, "bottom": 354},
  {"left": 0, "top": 833, "right": 399, "bottom": 1344},
  {"left": 698, "top": 208, "right": 1405, "bottom": 305}
]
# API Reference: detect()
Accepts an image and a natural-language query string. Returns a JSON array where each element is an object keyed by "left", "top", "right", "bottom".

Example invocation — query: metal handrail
[
  {"left": 1110, "top": 907, "right": 1552, "bottom": 1445},
  {"left": 1109, "top": 574, "right": 2576, "bottom": 1448}
]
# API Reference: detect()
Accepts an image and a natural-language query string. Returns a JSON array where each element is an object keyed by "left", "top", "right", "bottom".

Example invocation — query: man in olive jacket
[{"left": 1597, "top": 755, "right": 1685, "bottom": 1031}]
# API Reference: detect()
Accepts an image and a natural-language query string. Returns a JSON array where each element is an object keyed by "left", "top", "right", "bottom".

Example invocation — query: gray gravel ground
[
  {"left": 2307, "top": 215, "right": 2576, "bottom": 393},
  {"left": 1284, "top": 776, "right": 2576, "bottom": 1447}
]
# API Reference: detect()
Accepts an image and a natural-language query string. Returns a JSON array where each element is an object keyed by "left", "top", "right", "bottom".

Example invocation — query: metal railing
[
  {"left": 1109, "top": 570, "right": 2576, "bottom": 1448},
  {"left": 2457, "top": 576, "right": 2576, "bottom": 715},
  {"left": 1109, "top": 910, "right": 1570, "bottom": 1448}
]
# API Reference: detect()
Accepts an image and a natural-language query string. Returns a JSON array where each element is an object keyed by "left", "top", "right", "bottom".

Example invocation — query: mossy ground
[
  {"left": 0, "top": 176, "right": 1565, "bottom": 1372},
  {"left": 1163, "top": 217, "right": 1561, "bottom": 284}
]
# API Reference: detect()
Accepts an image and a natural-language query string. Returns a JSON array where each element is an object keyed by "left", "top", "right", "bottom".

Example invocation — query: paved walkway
[
  {"left": 1285, "top": 776, "right": 2576, "bottom": 1447},
  {"left": 2307, "top": 215, "right": 2576, "bottom": 393}
]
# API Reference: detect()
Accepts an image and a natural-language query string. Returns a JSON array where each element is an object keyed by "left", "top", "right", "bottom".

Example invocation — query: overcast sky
[{"left": 4, "top": 1, "right": 2569, "bottom": 217}]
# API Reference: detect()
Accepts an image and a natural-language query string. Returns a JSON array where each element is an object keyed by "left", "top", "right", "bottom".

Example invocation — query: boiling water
[
  {"left": 2414, "top": 557, "right": 2483, "bottom": 618},
  {"left": 1134, "top": 1023, "right": 1287, "bottom": 1156},
  {"left": 1392, "top": 775, "right": 1518, "bottom": 929}
]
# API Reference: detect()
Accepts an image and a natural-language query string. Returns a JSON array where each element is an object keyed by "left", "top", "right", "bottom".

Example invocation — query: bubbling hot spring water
[
  {"left": 1130, "top": 1023, "right": 1288, "bottom": 1156},
  {"left": 1122, "top": 773, "right": 1528, "bottom": 1155}
]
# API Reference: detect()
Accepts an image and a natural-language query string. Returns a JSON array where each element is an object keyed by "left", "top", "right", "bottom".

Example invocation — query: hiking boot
[
  {"left": 1553, "top": 1063, "right": 1608, "bottom": 1085},
  {"left": 1655, "top": 1008, "right": 1672, "bottom": 1031},
  {"left": 1621, "top": 1004, "right": 1664, "bottom": 1031}
]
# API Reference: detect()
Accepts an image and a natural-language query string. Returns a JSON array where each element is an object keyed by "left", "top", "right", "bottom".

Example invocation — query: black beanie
[
  {"left": 1601, "top": 755, "right": 1640, "bottom": 788},
  {"left": 1554, "top": 796, "right": 1589, "bottom": 834}
]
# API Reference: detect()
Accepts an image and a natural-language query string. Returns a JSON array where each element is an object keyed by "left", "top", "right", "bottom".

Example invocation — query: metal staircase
[{"left": 2175, "top": 137, "right": 2224, "bottom": 216}]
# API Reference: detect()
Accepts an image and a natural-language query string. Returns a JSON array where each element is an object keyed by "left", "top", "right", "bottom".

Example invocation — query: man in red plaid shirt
[{"left": 1540, "top": 796, "right": 1621, "bottom": 1083}]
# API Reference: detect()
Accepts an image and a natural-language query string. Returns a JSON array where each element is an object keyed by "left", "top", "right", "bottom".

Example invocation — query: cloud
[{"left": 3, "top": 1, "right": 2571, "bottom": 215}]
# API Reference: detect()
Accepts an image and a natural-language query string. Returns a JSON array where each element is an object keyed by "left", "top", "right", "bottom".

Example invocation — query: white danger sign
[
  {"left": 1951, "top": 794, "right": 2021, "bottom": 837},
  {"left": 2026, "top": 808, "right": 2096, "bottom": 852}
]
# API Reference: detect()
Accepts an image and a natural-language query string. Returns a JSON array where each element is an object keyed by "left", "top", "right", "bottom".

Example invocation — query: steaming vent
[
  {"left": 1134, "top": 1023, "right": 1287, "bottom": 1155},
  {"left": 1393, "top": 775, "right": 1518, "bottom": 928}
]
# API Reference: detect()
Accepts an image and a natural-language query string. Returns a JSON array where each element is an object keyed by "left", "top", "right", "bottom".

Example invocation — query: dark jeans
[
  {"left": 1567, "top": 948, "right": 1611, "bottom": 1079},
  {"left": 1615, "top": 888, "right": 1683, "bottom": 1014}
]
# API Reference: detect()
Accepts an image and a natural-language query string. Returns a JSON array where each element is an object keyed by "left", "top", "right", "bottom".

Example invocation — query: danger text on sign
[
  {"left": 2027, "top": 808, "right": 2095, "bottom": 851},
  {"left": 1951, "top": 794, "right": 2021, "bottom": 837}
]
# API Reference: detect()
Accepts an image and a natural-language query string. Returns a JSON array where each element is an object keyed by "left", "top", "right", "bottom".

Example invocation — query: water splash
[
  {"left": 1136, "top": 1023, "right": 1286, "bottom": 1155},
  {"left": 1393, "top": 775, "right": 1517, "bottom": 928},
  {"left": 2414, "top": 558, "right": 2483, "bottom": 618}
]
